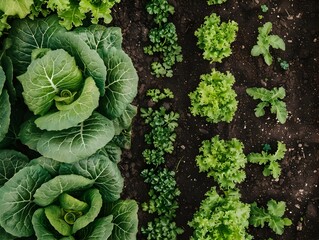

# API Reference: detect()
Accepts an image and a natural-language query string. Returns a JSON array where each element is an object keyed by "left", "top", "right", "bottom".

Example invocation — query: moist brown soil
[{"left": 112, "top": 0, "right": 319, "bottom": 239}]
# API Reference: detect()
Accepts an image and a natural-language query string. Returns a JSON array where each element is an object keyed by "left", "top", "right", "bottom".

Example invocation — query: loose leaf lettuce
[{"left": 0, "top": 0, "right": 33, "bottom": 18}]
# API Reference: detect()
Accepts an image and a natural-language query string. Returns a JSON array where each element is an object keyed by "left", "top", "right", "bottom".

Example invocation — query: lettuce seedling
[
  {"left": 246, "top": 86, "right": 288, "bottom": 124},
  {"left": 248, "top": 141, "right": 287, "bottom": 179},
  {"left": 250, "top": 199, "right": 292, "bottom": 235},
  {"left": 207, "top": 0, "right": 227, "bottom": 5},
  {"left": 251, "top": 22, "right": 285, "bottom": 65}
]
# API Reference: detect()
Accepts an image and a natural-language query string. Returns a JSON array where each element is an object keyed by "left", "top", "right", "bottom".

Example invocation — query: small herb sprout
[
  {"left": 262, "top": 143, "right": 272, "bottom": 152},
  {"left": 261, "top": 4, "right": 269, "bottom": 13},
  {"left": 277, "top": 57, "right": 289, "bottom": 70},
  {"left": 251, "top": 22, "right": 285, "bottom": 65},
  {"left": 146, "top": 88, "right": 174, "bottom": 102}
]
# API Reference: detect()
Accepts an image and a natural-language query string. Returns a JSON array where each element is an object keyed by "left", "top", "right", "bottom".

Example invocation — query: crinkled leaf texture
[
  {"left": 104, "top": 200, "right": 139, "bottom": 240},
  {"left": 0, "top": 0, "right": 33, "bottom": 18},
  {"left": 0, "top": 149, "right": 29, "bottom": 186},
  {"left": 18, "top": 49, "right": 83, "bottom": 116},
  {"left": 20, "top": 112, "right": 115, "bottom": 163},
  {"left": 59, "top": 151, "right": 124, "bottom": 202},
  {"left": 0, "top": 165, "right": 52, "bottom": 237}
]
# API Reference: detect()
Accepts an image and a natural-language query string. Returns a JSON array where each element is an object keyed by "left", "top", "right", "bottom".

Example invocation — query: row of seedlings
[{"left": 140, "top": 89, "right": 184, "bottom": 239}]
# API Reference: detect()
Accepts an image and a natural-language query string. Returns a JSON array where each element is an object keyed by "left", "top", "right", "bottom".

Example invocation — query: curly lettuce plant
[
  {"left": 0, "top": 149, "right": 138, "bottom": 239},
  {"left": 195, "top": 135, "right": 247, "bottom": 189},
  {"left": 0, "top": 0, "right": 121, "bottom": 35},
  {"left": 195, "top": 13, "right": 238, "bottom": 63},
  {"left": 189, "top": 187, "right": 252, "bottom": 240},
  {"left": 1, "top": 16, "right": 138, "bottom": 162},
  {"left": 189, "top": 69, "right": 238, "bottom": 123}
]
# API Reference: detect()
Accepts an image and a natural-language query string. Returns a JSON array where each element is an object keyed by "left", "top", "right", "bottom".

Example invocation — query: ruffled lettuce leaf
[
  {"left": 0, "top": 0, "right": 33, "bottom": 18},
  {"left": 0, "top": 165, "right": 51, "bottom": 237}
]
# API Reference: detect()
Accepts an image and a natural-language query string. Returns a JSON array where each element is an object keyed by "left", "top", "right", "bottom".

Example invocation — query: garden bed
[{"left": 113, "top": 0, "right": 319, "bottom": 239}]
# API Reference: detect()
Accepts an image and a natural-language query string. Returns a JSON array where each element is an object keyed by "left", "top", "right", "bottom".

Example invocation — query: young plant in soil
[
  {"left": 189, "top": 187, "right": 252, "bottom": 240},
  {"left": 207, "top": 0, "right": 228, "bottom": 5},
  {"left": 195, "top": 135, "right": 247, "bottom": 189},
  {"left": 246, "top": 86, "right": 288, "bottom": 124},
  {"left": 248, "top": 141, "right": 287, "bottom": 179},
  {"left": 140, "top": 92, "right": 183, "bottom": 239},
  {"left": 144, "top": 0, "right": 183, "bottom": 77},
  {"left": 251, "top": 22, "right": 286, "bottom": 66},
  {"left": 195, "top": 13, "right": 238, "bottom": 63},
  {"left": 146, "top": 88, "right": 174, "bottom": 103},
  {"left": 250, "top": 199, "right": 292, "bottom": 235},
  {"left": 189, "top": 69, "right": 238, "bottom": 123}
]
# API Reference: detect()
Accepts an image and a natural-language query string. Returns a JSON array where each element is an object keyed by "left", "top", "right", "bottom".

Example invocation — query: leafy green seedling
[
  {"left": 251, "top": 22, "right": 285, "bottom": 65},
  {"left": 250, "top": 199, "right": 292, "bottom": 235},
  {"left": 246, "top": 87, "right": 288, "bottom": 124},
  {"left": 207, "top": 0, "right": 227, "bottom": 5},
  {"left": 146, "top": 88, "right": 174, "bottom": 102},
  {"left": 248, "top": 141, "right": 287, "bottom": 179},
  {"left": 277, "top": 57, "right": 289, "bottom": 70},
  {"left": 261, "top": 4, "right": 269, "bottom": 13}
]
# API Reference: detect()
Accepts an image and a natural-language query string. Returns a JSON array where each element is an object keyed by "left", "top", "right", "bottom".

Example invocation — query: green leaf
[
  {"left": 37, "top": 112, "right": 115, "bottom": 163},
  {"left": 99, "top": 49, "right": 138, "bottom": 120},
  {"left": 249, "top": 202, "right": 269, "bottom": 227},
  {"left": 72, "top": 189, "right": 103, "bottom": 234},
  {"left": 49, "top": 31, "right": 106, "bottom": 96},
  {"left": 0, "top": 90, "right": 11, "bottom": 142},
  {"left": 269, "top": 35, "right": 285, "bottom": 50},
  {"left": 260, "top": 22, "right": 272, "bottom": 35},
  {"left": 251, "top": 45, "right": 262, "bottom": 56},
  {"left": 77, "top": 216, "right": 113, "bottom": 240},
  {"left": 32, "top": 208, "right": 58, "bottom": 240},
  {"left": 72, "top": 25, "right": 122, "bottom": 57},
  {"left": 59, "top": 152, "right": 124, "bottom": 202},
  {"left": 246, "top": 87, "right": 271, "bottom": 101},
  {"left": 19, "top": 117, "right": 43, "bottom": 151},
  {"left": 18, "top": 49, "right": 83, "bottom": 116},
  {"left": 0, "top": 0, "right": 33, "bottom": 18},
  {"left": 28, "top": 156, "right": 61, "bottom": 176},
  {"left": 0, "top": 149, "right": 29, "bottom": 186},
  {"left": 0, "top": 66, "right": 5, "bottom": 95},
  {"left": 35, "top": 77, "right": 100, "bottom": 130},
  {"left": 56, "top": 0, "right": 86, "bottom": 30},
  {"left": 98, "top": 143, "right": 122, "bottom": 163},
  {"left": 255, "top": 102, "right": 269, "bottom": 117},
  {"left": 113, "top": 104, "right": 137, "bottom": 135},
  {"left": 79, "top": 0, "right": 117, "bottom": 24},
  {"left": 59, "top": 193, "right": 88, "bottom": 212},
  {"left": 0, "top": 165, "right": 51, "bottom": 237},
  {"left": 104, "top": 200, "right": 138, "bottom": 240},
  {"left": 1, "top": 55, "right": 16, "bottom": 102},
  {"left": 0, "top": 226, "right": 16, "bottom": 240},
  {"left": 33, "top": 175, "right": 94, "bottom": 206},
  {"left": 7, "top": 15, "right": 66, "bottom": 75},
  {"left": 267, "top": 200, "right": 286, "bottom": 217},
  {"left": 45, "top": 205, "right": 72, "bottom": 236},
  {"left": 270, "top": 100, "right": 288, "bottom": 124}
]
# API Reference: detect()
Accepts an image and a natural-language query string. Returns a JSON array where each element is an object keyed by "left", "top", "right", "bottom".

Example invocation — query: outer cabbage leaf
[
  {"left": 18, "top": 49, "right": 83, "bottom": 116},
  {"left": 7, "top": 15, "right": 66, "bottom": 75},
  {"left": 78, "top": 216, "right": 113, "bottom": 240},
  {"left": 59, "top": 151, "right": 124, "bottom": 202},
  {"left": 33, "top": 175, "right": 94, "bottom": 206},
  {"left": 0, "top": 149, "right": 29, "bottom": 186},
  {"left": 35, "top": 77, "right": 100, "bottom": 130},
  {"left": 0, "top": 165, "right": 51, "bottom": 237},
  {"left": 0, "top": 226, "right": 15, "bottom": 240},
  {"left": 49, "top": 31, "right": 106, "bottom": 96},
  {"left": 36, "top": 112, "right": 115, "bottom": 162},
  {"left": 113, "top": 104, "right": 137, "bottom": 135},
  {"left": 28, "top": 156, "right": 61, "bottom": 176},
  {"left": 19, "top": 117, "right": 43, "bottom": 151},
  {"left": 97, "top": 143, "right": 122, "bottom": 163},
  {"left": 99, "top": 48, "right": 138, "bottom": 120},
  {"left": 0, "top": 65, "right": 5, "bottom": 94},
  {"left": 104, "top": 200, "right": 138, "bottom": 240},
  {"left": 1, "top": 55, "right": 16, "bottom": 102},
  {"left": 72, "top": 25, "right": 122, "bottom": 57},
  {"left": 0, "top": 90, "right": 10, "bottom": 142},
  {"left": 0, "top": 0, "right": 33, "bottom": 18}
]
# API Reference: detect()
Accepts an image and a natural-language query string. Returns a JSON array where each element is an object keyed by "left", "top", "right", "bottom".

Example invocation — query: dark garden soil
[{"left": 111, "top": 0, "right": 319, "bottom": 239}]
